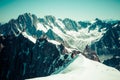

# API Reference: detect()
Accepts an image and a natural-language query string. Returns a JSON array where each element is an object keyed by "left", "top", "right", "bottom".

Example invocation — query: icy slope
[
  {"left": 65, "top": 27, "right": 104, "bottom": 51},
  {"left": 27, "top": 54, "right": 120, "bottom": 80}
]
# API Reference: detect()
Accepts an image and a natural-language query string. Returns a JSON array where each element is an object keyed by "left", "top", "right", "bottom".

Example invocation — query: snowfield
[{"left": 27, "top": 54, "right": 120, "bottom": 80}]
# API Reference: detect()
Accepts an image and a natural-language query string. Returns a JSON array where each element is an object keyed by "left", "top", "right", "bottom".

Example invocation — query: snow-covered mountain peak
[
  {"left": 44, "top": 15, "right": 56, "bottom": 23},
  {"left": 0, "top": 13, "right": 120, "bottom": 80},
  {"left": 27, "top": 54, "right": 120, "bottom": 80},
  {"left": 0, "top": 13, "right": 115, "bottom": 52}
]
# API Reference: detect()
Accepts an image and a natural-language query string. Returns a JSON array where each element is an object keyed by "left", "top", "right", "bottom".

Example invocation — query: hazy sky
[{"left": 0, "top": 0, "right": 120, "bottom": 22}]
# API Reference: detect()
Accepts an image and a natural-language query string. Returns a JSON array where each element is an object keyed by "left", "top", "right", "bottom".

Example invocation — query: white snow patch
[
  {"left": 112, "top": 24, "right": 118, "bottom": 28},
  {"left": 60, "top": 54, "right": 65, "bottom": 60},
  {"left": 115, "top": 56, "right": 120, "bottom": 59},
  {"left": 48, "top": 40, "right": 60, "bottom": 45},
  {"left": 90, "top": 20, "right": 96, "bottom": 24},
  {"left": 99, "top": 54, "right": 113, "bottom": 62},
  {"left": 22, "top": 32, "right": 36, "bottom": 43},
  {"left": 37, "top": 23, "right": 47, "bottom": 32},
  {"left": 65, "top": 47, "right": 74, "bottom": 52},
  {"left": 118, "top": 37, "right": 120, "bottom": 40},
  {"left": 101, "top": 28, "right": 106, "bottom": 32}
]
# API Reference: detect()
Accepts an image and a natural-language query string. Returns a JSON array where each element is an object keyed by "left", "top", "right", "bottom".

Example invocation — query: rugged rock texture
[
  {"left": 63, "top": 18, "right": 79, "bottom": 31},
  {"left": 82, "top": 45, "right": 100, "bottom": 62},
  {"left": 46, "top": 29, "right": 63, "bottom": 42},
  {"left": 103, "top": 55, "right": 120, "bottom": 71},
  {"left": 0, "top": 13, "right": 119, "bottom": 79},
  {"left": 90, "top": 21, "right": 120, "bottom": 70},
  {"left": 91, "top": 21, "right": 120, "bottom": 55},
  {"left": 0, "top": 34, "right": 78, "bottom": 80}
]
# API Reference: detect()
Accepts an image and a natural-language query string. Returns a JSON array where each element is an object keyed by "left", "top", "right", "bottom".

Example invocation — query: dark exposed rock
[
  {"left": 90, "top": 21, "right": 120, "bottom": 70},
  {"left": 83, "top": 45, "right": 100, "bottom": 62},
  {"left": 63, "top": 18, "right": 78, "bottom": 31},
  {"left": 103, "top": 55, "right": 120, "bottom": 71},
  {"left": 46, "top": 29, "right": 63, "bottom": 42},
  {"left": 91, "top": 22, "right": 120, "bottom": 56},
  {"left": 0, "top": 34, "right": 75, "bottom": 80},
  {"left": 78, "top": 21, "right": 91, "bottom": 28}
]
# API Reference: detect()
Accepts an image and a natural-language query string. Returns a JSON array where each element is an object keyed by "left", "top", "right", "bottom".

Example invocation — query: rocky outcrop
[
  {"left": 90, "top": 21, "right": 120, "bottom": 57},
  {"left": 0, "top": 34, "right": 78, "bottom": 80},
  {"left": 90, "top": 20, "right": 120, "bottom": 70},
  {"left": 103, "top": 55, "right": 120, "bottom": 71},
  {"left": 83, "top": 45, "right": 100, "bottom": 62},
  {"left": 46, "top": 29, "right": 63, "bottom": 42},
  {"left": 63, "top": 18, "right": 79, "bottom": 31}
]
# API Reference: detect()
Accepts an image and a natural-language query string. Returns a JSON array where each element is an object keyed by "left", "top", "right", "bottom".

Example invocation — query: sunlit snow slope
[{"left": 27, "top": 54, "right": 120, "bottom": 80}]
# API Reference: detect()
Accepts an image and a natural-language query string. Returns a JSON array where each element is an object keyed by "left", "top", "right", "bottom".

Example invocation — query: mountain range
[{"left": 0, "top": 13, "right": 120, "bottom": 80}]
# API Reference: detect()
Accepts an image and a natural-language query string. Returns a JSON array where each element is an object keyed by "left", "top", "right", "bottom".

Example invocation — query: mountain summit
[{"left": 0, "top": 13, "right": 120, "bottom": 80}]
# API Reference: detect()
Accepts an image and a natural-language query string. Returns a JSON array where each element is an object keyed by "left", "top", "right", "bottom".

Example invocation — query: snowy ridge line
[{"left": 26, "top": 54, "right": 120, "bottom": 80}]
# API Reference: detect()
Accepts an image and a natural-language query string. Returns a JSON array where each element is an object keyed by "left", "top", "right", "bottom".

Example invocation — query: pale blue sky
[{"left": 0, "top": 0, "right": 120, "bottom": 23}]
